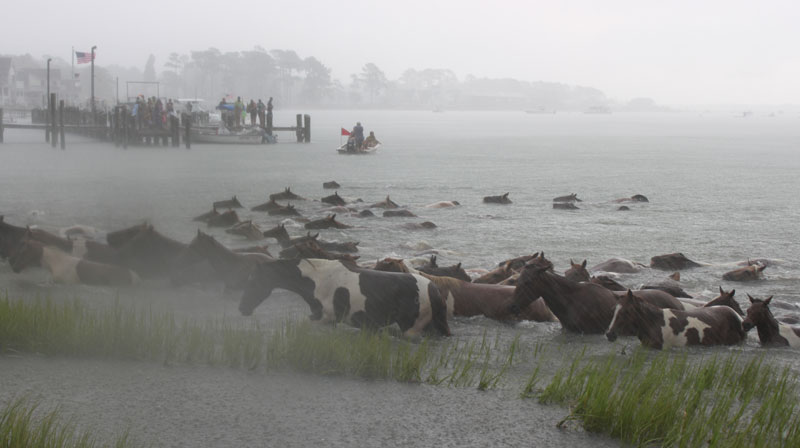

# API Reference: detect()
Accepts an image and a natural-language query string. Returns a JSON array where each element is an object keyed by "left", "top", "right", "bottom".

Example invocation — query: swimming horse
[
  {"left": 507, "top": 252, "right": 684, "bottom": 335},
  {"left": 171, "top": 230, "right": 271, "bottom": 288},
  {"left": 742, "top": 295, "right": 800, "bottom": 347},
  {"left": 606, "top": 290, "right": 746, "bottom": 349},
  {"left": 9, "top": 237, "right": 139, "bottom": 286},
  {"left": 239, "top": 258, "right": 450, "bottom": 337}
]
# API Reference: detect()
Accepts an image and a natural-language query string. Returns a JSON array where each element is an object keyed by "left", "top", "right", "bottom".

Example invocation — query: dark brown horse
[
  {"left": 417, "top": 255, "right": 471, "bottom": 282},
  {"left": 268, "top": 203, "right": 301, "bottom": 217},
  {"left": 207, "top": 210, "right": 240, "bottom": 227},
  {"left": 213, "top": 196, "right": 243, "bottom": 209},
  {"left": 321, "top": 191, "right": 346, "bottom": 206},
  {"left": 483, "top": 193, "right": 511, "bottom": 204},
  {"left": 508, "top": 253, "right": 683, "bottom": 334},
  {"left": 742, "top": 295, "right": 800, "bottom": 347},
  {"left": 565, "top": 259, "right": 589, "bottom": 282},
  {"left": 106, "top": 222, "right": 149, "bottom": 248},
  {"left": 606, "top": 290, "right": 746, "bottom": 349},
  {"left": 269, "top": 187, "right": 305, "bottom": 201},
  {"left": 305, "top": 214, "right": 352, "bottom": 230},
  {"left": 1, "top": 218, "right": 117, "bottom": 265},
  {"left": 590, "top": 275, "right": 627, "bottom": 291},
  {"left": 171, "top": 230, "right": 270, "bottom": 288},
  {"left": 278, "top": 239, "right": 359, "bottom": 264},
  {"left": 251, "top": 199, "right": 283, "bottom": 212},
  {"left": 193, "top": 208, "right": 220, "bottom": 223},
  {"left": 323, "top": 181, "right": 341, "bottom": 189},
  {"left": 225, "top": 220, "right": 264, "bottom": 240},
  {"left": 553, "top": 193, "right": 581, "bottom": 203},
  {"left": 650, "top": 253, "right": 703, "bottom": 270},
  {"left": 383, "top": 209, "right": 417, "bottom": 218},
  {"left": 113, "top": 225, "right": 188, "bottom": 278},
  {"left": 553, "top": 203, "right": 579, "bottom": 210}
]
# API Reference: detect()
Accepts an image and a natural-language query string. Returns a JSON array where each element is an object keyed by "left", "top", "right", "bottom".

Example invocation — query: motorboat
[{"left": 337, "top": 142, "right": 381, "bottom": 154}]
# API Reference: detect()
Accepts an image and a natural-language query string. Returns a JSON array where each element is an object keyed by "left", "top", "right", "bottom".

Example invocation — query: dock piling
[
  {"left": 184, "top": 115, "right": 191, "bottom": 149},
  {"left": 303, "top": 114, "right": 311, "bottom": 143},
  {"left": 59, "top": 100, "right": 65, "bottom": 150},
  {"left": 0, "top": 108, "right": 4, "bottom": 143},
  {"left": 295, "top": 114, "right": 302, "bottom": 142},
  {"left": 50, "top": 93, "right": 57, "bottom": 148},
  {"left": 122, "top": 107, "right": 129, "bottom": 149}
]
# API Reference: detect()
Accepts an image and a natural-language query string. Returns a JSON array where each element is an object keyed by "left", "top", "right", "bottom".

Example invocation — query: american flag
[{"left": 75, "top": 51, "right": 94, "bottom": 64}]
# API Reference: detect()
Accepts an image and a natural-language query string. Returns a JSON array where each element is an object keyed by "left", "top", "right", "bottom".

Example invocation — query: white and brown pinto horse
[
  {"left": 606, "top": 290, "right": 745, "bottom": 349},
  {"left": 742, "top": 295, "right": 800, "bottom": 347},
  {"left": 239, "top": 258, "right": 450, "bottom": 337},
  {"left": 9, "top": 238, "right": 139, "bottom": 286}
]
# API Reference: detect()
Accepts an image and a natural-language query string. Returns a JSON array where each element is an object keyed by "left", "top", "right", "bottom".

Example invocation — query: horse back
[
  {"left": 76, "top": 259, "right": 137, "bottom": 286},
  {"left": 669, "top": 307, "right": 745, "bottom": 346}
]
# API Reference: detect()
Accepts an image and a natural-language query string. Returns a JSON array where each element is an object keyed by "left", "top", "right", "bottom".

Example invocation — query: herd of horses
[{"left": 0, "top": 184, "right": 796, "bottom": 349}]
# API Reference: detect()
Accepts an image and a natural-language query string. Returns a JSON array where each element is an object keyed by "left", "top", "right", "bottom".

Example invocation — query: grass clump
[
  {"left": 0, "top": 396, "right": 136, "bottom": 448},
  {"left": 528, "top": 348, "right": 800, "bottom": 447}
]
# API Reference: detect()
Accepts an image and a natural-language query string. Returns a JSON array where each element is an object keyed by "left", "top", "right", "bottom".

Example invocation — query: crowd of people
[
  {"left": 131, "top": 96, "right": 177, "bottom": 129},
  {"left": 218, "top": 96, "right": 273, "bottom": 130}
]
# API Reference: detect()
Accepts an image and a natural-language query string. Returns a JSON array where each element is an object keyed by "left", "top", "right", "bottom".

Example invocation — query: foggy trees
[
  {"left": 301, "top": 57, "right": 332, "bottom": 104},
  {"left": 360, "top": 63, "right": 388, "bottom": 104}
]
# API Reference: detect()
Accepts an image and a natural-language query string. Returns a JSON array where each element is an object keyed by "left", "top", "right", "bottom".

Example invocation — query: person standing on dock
[
  {"left": 247, "top": 100, "right": 257, "bottom": 126},
  {"left": 257, "top": 99, "right": 266, "bottom": 128},
  {"left": 234, "top": 97, "right": 244, "bottom": 127}
]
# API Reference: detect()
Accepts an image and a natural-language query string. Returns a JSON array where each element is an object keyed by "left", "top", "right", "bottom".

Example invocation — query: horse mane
[{"left": 419, "top": 273, "right": 462, "bottom": 294}]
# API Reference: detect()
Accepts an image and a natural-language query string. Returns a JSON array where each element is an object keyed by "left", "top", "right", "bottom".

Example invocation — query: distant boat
[
  {"left": 191, "top": 125, "right": 273, "bottom": 144},
  {"left": 337, "top": 143, "right": 381, "bottom": 155},
  {"left": 584, "top": 106, "right": 612, "bottom": 114},
  {"left": 525, "top": 108, "right": 556, "bottom": 114}
]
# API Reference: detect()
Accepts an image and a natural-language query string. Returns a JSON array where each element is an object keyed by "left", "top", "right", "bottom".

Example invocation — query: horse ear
[
  {"left": 758, "top": 265, "right": 767, "bottom": 272},
  {"left": 430, "top": 255, "right": 437, "bottom": 266},
  {"left": 582, "top": 259, "right": 587, "bottom": 268},
  {"left": 765, "top": 296, "right": 773, "bottom": 305},
  {"left": 730, "top": 289, "right": 735, "bottom": 296},
  {"left": 719, "top": 286, "right": 724, "bottom": 294},
  {"left": 329, "top": 214, "right": 336, "bottom": 220},
  {"left": 569, "top": 258, "right": 574, "bottom": 266},
  {"left": 747, "top": 293, "right": 755, "bottom": 303},
  {"left": 503, "top": 192, "right": 509, "bottom": 198}
]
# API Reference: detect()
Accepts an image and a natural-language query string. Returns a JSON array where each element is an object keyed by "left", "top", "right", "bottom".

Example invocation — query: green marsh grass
[
  {"left": 0, "top": 396, "right": 136, "bottom": 448},
  {"left": 529, "top": 348, "right": 800, "bottom": 447}
]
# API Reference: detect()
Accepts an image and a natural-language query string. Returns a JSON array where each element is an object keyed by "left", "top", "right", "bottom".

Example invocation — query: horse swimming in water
[
  {"left": 483, "top": 193, "right": 511, "bottom": 204},
  {"left": 226, "top": 220, "right": 264, "bottom": 240},
  {"left": 213, "top": 196, "right": 243, "bottom": 209},
  {"left": 742, "top": 295, "right": 800, "bottom": 348},
  {"left": 305, "top": 214, "right": 352, "bottom": 230},
  {"left": 238, "top": 258, "right": 450, "bottom": 337},
  {"left": 722, "top": 262, "right": 766, "bottom": 282},
  {"left": 321, "top": 191, "right": 347, "bottom": 206},
  {"left": 606, "top": 290, "right": 745, "bottom": 349},
  {"left": 171, "top": 230, "right": 271, "bottom": 288},
  {"left": 369, "top": 195, "right": 399, "bottom": 209},
  {"left": 269, "top": 187, "right": 305, "bottom": 201},
  {"left": 9, "top": 237, "right": 139, "bottom": 286}
]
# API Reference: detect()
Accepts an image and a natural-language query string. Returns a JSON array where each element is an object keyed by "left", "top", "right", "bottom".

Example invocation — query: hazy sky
[{"left": 4, "top": 0, "right": 799, "bottom": 105}]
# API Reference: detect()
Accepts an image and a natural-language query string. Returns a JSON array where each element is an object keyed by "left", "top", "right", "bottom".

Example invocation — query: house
[
  {"left": 0, "top": 57, "right": 16, "bottom": 106},
  {"left": 16, "top": 68, "right": 63, "bottom": 108}
]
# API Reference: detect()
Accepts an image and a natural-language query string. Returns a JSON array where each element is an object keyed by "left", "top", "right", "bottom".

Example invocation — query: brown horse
[
  {"left": 606, "top": 290, "right": 746, "bottom": 349},
  {"left": 483, "top": 193, "right": 511, "bottom": 204},
  {"left": 1, "top": 218, "right": 118, "bottom": 265},
  {"left": 226, "top": 220, "right": 264, "bottom": 240},
  {"left": 553, "top": 193, "right": 581, "bottom": 203},
  {"left": 565, "top": 259, "right": 590, "bottom": 282},
  {"left": 508, "top": 253, "right": 683, "bottom": 335},
  {"left": 251, "top": 199, "right": 283, "bottom": 212},
  {"left": 383, "top": 209, "right": 417, "bottom": 218},
  {"left": 417, "top": 255, "right": 471, "bottom": 282},
  {"left": 371, "top": 257, "right": 555, "bottom": 322},
  {"left": 106, "top": 223, "right": 149, "bottom": 248},
  {"left": 723, "top": 262, "right": 766, "bottom": 282},
  {"left": 590, "top": 258, "right": 644, "bottom": 274},
  {"left": 321, "top": 191, "right": 346, "bottom": 206},
  {"left": 171, "top": 230, "right": 270, "bottom": 288},
  {"left": 742, "top": 295, "right": 800, "bottom": 347},
  {"left": 193, "top": 208, "right": 220, "bottom": 223},
  {"left": 553, "top": 203, "right": 579, "bottom": 210},
  {"left": 650, "top": 253, "right": 703, "bottom": 270},
  {"left": 269, "top": 187, "right": 305, "bottom": 201},
  {"left": 268, "top": 203, "right": 301, "bottom": 217},
  {"left": 323, "top": 181, "right": 341, "bottom": 189},
  {"left": 9, "top": 238, "right": 139, "bottom": 286},
  {"left": 278, "top": 239, "right": 359, "bottom": 264},
  {"left": 213, "top": 196, "right": 243, "bottom": 209},
  {"left": 590, "top": 275, "right": 627, "bottom": 291},
  {"left": 369, "top": 195, "right": 399, "bottom": 209},
  {"left": 112, "top": 225, "right": 188, "bottom": 278},
  {"left": 305, "top": 214, "right": 352, "bottom": 230},
  {"left": 208, "top": 210, "right": 240, "bottom": 227}
]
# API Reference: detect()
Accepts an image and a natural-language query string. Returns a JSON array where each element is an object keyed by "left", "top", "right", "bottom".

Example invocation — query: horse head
[
  {"left": 373, "top": 257, "right": 411, "bottom": 273},
  {"left": 507, "top": 252, "right": 550, "bottom": 315},
  {"left": 239, "top": 259, "right": 313, "bottom": 316},
  {"left": 742, "top": 294, "right": 774, "bottom": 332},
  {"left": 706, "top": 287, "right": 744, "bottom": 316},
  {"left": 565, "top": 259, "right": 590, "bottom": 282},
  {"left": 605, "top": 289, "right": 644, "bottom": 342}
]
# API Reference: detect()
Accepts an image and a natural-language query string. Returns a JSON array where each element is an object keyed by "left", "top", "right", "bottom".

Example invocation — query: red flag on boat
[{"left": 341, "top": 128, "right": 351, "bottom": 136}]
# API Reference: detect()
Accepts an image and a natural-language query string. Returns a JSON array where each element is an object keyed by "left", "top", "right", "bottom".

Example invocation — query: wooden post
[
  {"left": 0, "top": 108, "right": 4, "bottom": 143},
  {"left": 50, "top": 94, "right": 57, "bottom": 148},
  {"left": 45, "top": 107, "right": 50, "bottom": 143},
  {"left": 59, "top": 100, "right": 65, "bottom": 150},
  {"left": 266, "top": 112, "right": 273, "bottom": 136},
  {"left": 184, "top": 114, "right": 191, "bottom": 149},
  {"left": 295, "top": 114, "right": 302, "bottom": 142},
  {"left": 122, "top": 107, "right": 129, "bottom": 149},
  {"left": 113, "top": 107, "right": 120, "bottom": 147},
  {"left": 303, "top": 114, "right": 311, "bottom": 143}
]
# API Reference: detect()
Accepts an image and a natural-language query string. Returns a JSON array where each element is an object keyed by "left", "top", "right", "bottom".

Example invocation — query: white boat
[
  {"left": 191, "top": 126, "right": 271, "bottom": 145},
  {"left": 337, "top": 143, "right": 381, "bottom": 155}
]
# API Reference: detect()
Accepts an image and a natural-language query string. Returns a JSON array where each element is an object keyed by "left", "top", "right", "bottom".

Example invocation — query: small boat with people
[
  {"left": 337, "top": 123, "right": 381, "bottom": 154},
  {"left": 191, "top": 125, "right": 275, "bottom": 145}
]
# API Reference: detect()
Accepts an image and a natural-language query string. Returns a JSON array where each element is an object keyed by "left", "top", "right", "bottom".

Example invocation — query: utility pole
[
  {"left": 90, "top": 45, "right": 97, "bottom": 122},
  {"left": 46, "top": 58, "right": 52, "bottom": 142}
]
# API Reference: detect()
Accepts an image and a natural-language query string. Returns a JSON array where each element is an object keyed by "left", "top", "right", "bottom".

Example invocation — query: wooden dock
[{"left": 0, "top": 103, "right": 311, "bottom": 149}]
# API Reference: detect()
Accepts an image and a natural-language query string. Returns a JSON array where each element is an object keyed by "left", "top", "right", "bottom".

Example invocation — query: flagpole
[{"left": 71, "top": 47, "right": 74, "bottom": 104}]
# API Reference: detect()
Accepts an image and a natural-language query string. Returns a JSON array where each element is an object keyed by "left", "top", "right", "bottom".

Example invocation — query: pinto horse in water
[
  {"left": 9, "top": 238, "right": 139, "bottom": 286},
  {"left": 508, "top": 253, "right": 684, "bottom": 335},
  {"left": 606, "top": 290, "right": 745, "bottom": 349},
  {"left": 238, "top": 258, "right": 450, "bottom": 337},
  {"left": 742, "top": 295, "right": 800, "bottom": 347}
]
